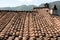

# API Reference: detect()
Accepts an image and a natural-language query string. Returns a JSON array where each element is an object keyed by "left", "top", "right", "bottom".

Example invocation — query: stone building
[
  {"left": 33, "top": 3, "right": 58, "bottom": 16},
  {"left": 33, "top": 3, "right": 50, "bottom": 14}
]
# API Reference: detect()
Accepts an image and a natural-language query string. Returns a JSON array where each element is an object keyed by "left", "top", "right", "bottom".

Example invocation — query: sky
[{"left": 0, "top": 0, "right": 58, "bottom": 7}]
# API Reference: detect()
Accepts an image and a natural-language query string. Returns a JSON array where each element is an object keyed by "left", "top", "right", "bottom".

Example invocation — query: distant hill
[{"left": 0, "top": 5, "right": 36, "bottom": 11}]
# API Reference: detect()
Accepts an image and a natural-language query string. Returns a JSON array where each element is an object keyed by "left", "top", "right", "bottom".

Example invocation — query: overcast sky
[{"left": 0, "top": 0, "right": 58, "bottom": 7}]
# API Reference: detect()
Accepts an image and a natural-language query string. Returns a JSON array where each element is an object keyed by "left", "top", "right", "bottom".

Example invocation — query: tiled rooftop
[{"left": 0, "top": 11, "right": 60, "bottom": 40}]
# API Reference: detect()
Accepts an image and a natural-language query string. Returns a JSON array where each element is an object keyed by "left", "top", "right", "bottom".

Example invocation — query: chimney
[{"left": 44, "top": 3, "right": 49, "bottom": 8}]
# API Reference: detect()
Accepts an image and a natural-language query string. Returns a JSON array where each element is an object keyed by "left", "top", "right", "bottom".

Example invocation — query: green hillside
[{"left": 0, "top": 5, "right": 36, "bottom": 11}]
